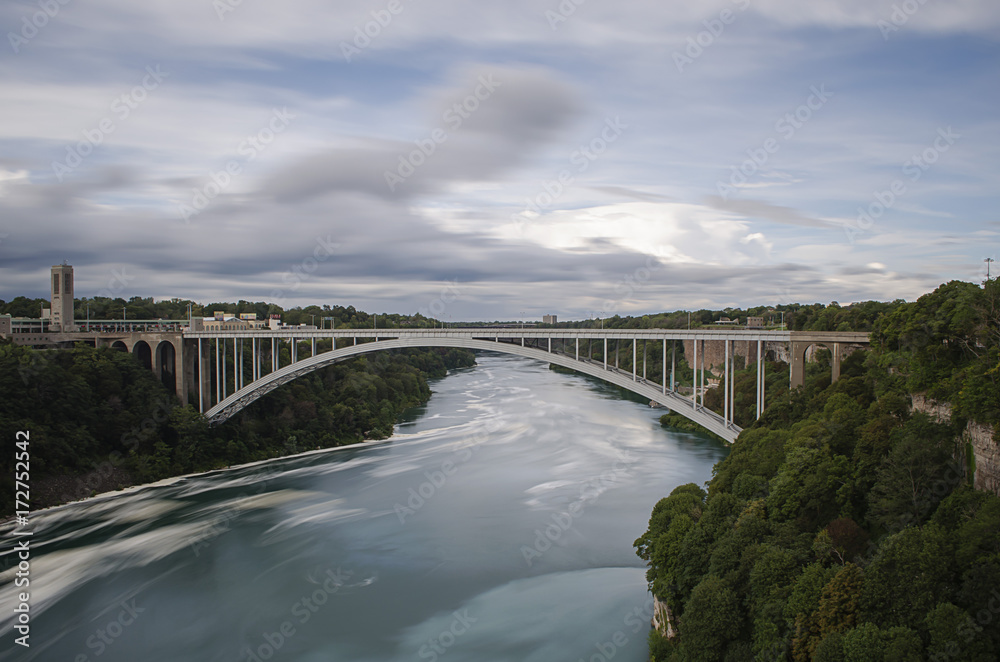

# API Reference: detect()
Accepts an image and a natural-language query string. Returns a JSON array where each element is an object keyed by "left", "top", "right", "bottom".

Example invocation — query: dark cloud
[
  {"left": 261, "top": 65, "right": 582, "bottom": 203},
  {"left": 703, "top": 195, "right": 836, "bottom": 229},
  {"left": 587, "top": 186, "right": 675, "bottom": 202}
]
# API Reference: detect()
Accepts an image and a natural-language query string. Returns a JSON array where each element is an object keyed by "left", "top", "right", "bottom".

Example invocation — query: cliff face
[
  {"left": 911, "top": 394, "right": 1000, "bottom": 496},
  {"left": 651, "top": 594, "right": 677, "bottom": 640}
]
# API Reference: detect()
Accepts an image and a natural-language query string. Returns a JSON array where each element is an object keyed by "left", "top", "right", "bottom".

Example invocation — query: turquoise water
[{"left": 0, "top": 352, "right": 727, "bottom": 661}]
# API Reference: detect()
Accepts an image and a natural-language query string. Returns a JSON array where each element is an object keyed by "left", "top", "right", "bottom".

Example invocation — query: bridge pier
[{"left": 789, "top": 338, "right": 857, "bottom": 388}]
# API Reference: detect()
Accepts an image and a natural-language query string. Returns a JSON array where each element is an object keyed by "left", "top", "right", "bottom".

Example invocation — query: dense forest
[
  {"left": 0, "top": 337, "right": 474, "bottom": 514},
  {"left": 635, "top": 279, "right": 1000, "bottom": 661}
]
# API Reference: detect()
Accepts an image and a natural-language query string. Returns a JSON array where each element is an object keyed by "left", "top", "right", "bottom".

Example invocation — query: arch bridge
[{"left": 177, "top": 328, "right": 868, "bottom": 444}]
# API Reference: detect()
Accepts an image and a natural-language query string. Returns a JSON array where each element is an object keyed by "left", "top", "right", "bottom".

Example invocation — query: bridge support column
[
  {"left": 692, "top": 338, "right": 697, "bottom": 409},
  {"left": 729, "top": 342, "right": 749, "bottom": 425},
  {"left": 603, "top": 338, "right": 607, "bottom": 370},
  {"left": 222, "top": 338, "right": 227, "bottom": 400},
  {"left": 198, "top": 338, "right": 210, "bottom": 413},
  {"left": 756, "top": 340, "right": 763, "bottom": 419},
  {"left": 312, "top": 337, "right": 317, "bottom": 357},
  {"left": 724, "top": 340, "right": 729, "bottom": 424},
  {"left": 548, "top": 337, "right": 551, "bottom": 353},
  {"left": 632, "top": 339, "right": 636, "bottom": 381},
  {"left": 575, "top": 338, "right": 579, "bottom": 361},
  {"left": 790, "top": 340, "right": 807, "bottom": 389},
  {"left": 831, "top": 343, "right": 842, "bottom": 383},
  {"left": 671, "top": 340, "right": 675, "bottom": 391},
  {"left": 661, "top": 339, "right": 666, "bottom": 394},
  {"left": 215, "top": 338, "right": 221, "bottom": 405},
  {"left": 699, "top": 339, "right": 705, "bottom": 407},
  {"left": 642, "top": 340, "right": 646, "bottom": 380}
]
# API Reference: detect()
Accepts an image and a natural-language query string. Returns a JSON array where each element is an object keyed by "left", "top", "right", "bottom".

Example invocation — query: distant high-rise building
[
  {"left": 543, "top": 314, "right": 557, "bottom": 324},
  {"left": 50, "top": 263, "right": 76, "bottom": 332}
]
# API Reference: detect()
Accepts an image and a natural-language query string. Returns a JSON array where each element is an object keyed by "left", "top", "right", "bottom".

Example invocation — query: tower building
[{"left": 50, "top": 263, "right": 76, "bottom": 332}]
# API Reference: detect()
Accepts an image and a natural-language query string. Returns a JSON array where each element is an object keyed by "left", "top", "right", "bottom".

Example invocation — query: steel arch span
[{"left": 203, "top": 337, "right": 742, "bottom": 442}]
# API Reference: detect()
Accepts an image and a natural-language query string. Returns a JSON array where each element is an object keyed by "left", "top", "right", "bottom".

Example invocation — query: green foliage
[
  {"left": 635, "top": 278, "right": 1000, "bottom": 661},
  {"left": 677, "top": 575, "right": 741, "bottom": 661}
]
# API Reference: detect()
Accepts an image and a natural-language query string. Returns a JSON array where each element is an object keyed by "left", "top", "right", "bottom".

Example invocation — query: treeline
[
  {"left": 544, "top": 300, "right": 901, "bottom": 332},
  {"left": 3, "top": 295, "right": 899, "bottom": 333},
  {"left": 0, "top": 296, "right": 447, "bottom": 329},
  {"left": 635, "top": 279, "right": 1000, "bottom": 661},
  {"left": 0, "top": 338, "right": 474, "bottom": 515}
]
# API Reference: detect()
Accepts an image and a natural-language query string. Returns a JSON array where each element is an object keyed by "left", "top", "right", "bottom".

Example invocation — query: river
[{"left": 0, "top": 352, "right": 728, "bottom": 662}]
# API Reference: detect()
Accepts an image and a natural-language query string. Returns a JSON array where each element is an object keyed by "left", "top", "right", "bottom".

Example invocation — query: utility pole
[{"left": 986, "top": 257, "right": 995, "bottom": 279}]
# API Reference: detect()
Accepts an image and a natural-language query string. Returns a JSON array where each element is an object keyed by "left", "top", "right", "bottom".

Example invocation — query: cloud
[
  {"left": 703, "top": 195, "right": 839, "bottom": 229},
  {"left": 260, "top": 65, "right": 582, "bottom": 203}
]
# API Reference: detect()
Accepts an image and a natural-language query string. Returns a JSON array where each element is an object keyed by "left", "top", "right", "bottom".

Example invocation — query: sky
[{"left": 0, "top": 0, "right": 998, "bottom": 321}]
